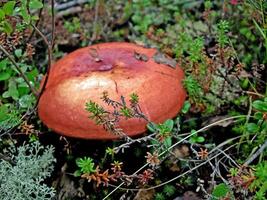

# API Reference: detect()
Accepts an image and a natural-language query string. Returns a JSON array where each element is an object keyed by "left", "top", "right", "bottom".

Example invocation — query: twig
[
  {"left": 107, "top": 142, "right": 238, "bottom": 192},
  {"left": 238, "top": 96, "right": 252, "bottom": 150},
  {"left": 114, "top": 133, "right": 157, "bottom": 153},
  {"left": 244, "top": 139, "right": 267, "bottom": 166},
  {"left": 55, "top": 0, "right": 88, "bottom": 11},
  {"left": 246, "top": 91, "right": 265, "bottom": 98},
  {"left": 0, "top": 44, "right": 38, "bottom": 98},
  {"left": 32, "top": 24, "right": 52, "bottom": 103},
  {"left": 56, "top": 6, "right": 82, "bottom": 18},
  {"left": 33, "top": 0, "right": 55, "bottom": 106},
  {"left": 27, "top": 0, "right": 45, "bottom": 43},
  {"left": 51, "top": 0, "right": 55, "bottom": 47},
  {"left": 90, "top": 0, "right": 100, "bottom": 43},
  {"left": 103, "top": 115, "right": 246, "bottom": 199}
]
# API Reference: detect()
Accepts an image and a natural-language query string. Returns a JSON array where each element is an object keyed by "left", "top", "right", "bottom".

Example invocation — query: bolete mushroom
[{"left": 38, "top": 42, "right": 186, "bottom": 139}]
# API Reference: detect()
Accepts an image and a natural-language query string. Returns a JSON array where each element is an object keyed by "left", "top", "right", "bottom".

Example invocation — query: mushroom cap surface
[{"left": 38, "top": 42, "right": 186, "bottom": 139}]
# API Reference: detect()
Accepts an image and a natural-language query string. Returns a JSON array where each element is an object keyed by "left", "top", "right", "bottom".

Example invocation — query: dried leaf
[
  {"left": 88, "top": 48, "right": 102, "bottom": 62},
  {"left": 201, "top": 115, "right": 235, "bottom": 127},
  {"left": 133, "top": 189, "right": 155, "bottom": 200},
  {"left": 153, "top": 52, "right": 177, "bottom": 68},
  {"left": 134, "top": 51, "right": 149, "bottom": 62}
]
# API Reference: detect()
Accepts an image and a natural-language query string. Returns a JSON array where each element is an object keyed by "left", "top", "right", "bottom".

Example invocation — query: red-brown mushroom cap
[{"left": 38, "top": 42, "right": 186, "bottom": 139}]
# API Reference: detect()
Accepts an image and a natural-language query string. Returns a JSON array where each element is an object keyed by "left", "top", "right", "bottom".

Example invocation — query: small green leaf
[
  {"left": 18, "top": 94, "right": 35, "bottom": 108},
  {"left": 3, "top": 1, "right": 16, "bottom": 15},
  {"left": 27, "top": 68, "right": 38, "bottom": 82},
  {"left": 181, "top": 101, "right": 191, "bottom": 114},
  {"left": 3, "top": 79, "right": 19, "bottom": 100},
  {"left": 241, "top": 78, "right": 249, "bottom": 89},
  {"left": 29, "top": 0, "right": 43, "bottom": 9},
  {"left": 0, "top": 59, "right": 8, "bottom": 69},
  {"left": 0, "top": 9, "right": 5, "bottom": 20},
  {"left": 253, "top": 100, "right": 267, "bottom": 112},
  {"left": 163, "top": 119, "right": 174, "bottom": 132},
  {"left": 14, "top": 49, "right": 22, "bottom": 58},
  {"left": 147, "top": 122, "right": 158, "bottom": 132},
  {"left": 246, "top": 123, "right": 259, "bottom": 133},
  {"left": 0, "top": 105, "right": 9, "bottom": 121},
  {"left": 2, "top": 91, "right": 10, "bottom": 98},
  {"left": 19, "top": 7, "right": 30, "bottom": 24},
  {"left": 2, "top": 21, "right": 12, "bottom": 34},
  {"left": 197, "top": 136, "right": 205, "bottom": 143},
  {"left": 0, "top": 72, "right": 11, "bottom": 81},
  {"left": 163, "top": 137, "right": 172, "bottom": 148},
  {"left": 73, "top": 170, "right": 82, "bottom": 177},
  {"left": 29, "top": 134, "right": 38, "bottom": 142},
  {"left": 31, "top": 15, "right": 39, "bottom": 21},
  {"left": 254, "top": 112, "right": 263, "bottom": 120}
]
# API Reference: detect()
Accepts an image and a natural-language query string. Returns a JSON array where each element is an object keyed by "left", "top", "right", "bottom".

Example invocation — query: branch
[
  {"left": 103, "top": 115, "right": 246, "bottom": 199},
  {"left": 27, "top": 0, "right": 45, "bottom": 43},
  {"left": 51, "top": 0, "right": 55, "bottom": 47},
  {"left": 55, "top": 0, "right": 88, "bottom": 11},
  {"left": 90, "top": 0, "right": 100, "bottom": 43},
  {"left": 0, "top": 44, "right": 38, "bottom": 98},
  {"left": 244, "top": 139, "right": 267, "bottom": 166},
  {"left": 33, "top": 0, "right": 55, "bottom": 106}
]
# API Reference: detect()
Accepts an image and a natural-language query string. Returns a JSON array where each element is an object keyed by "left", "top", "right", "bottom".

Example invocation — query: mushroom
[{"left": 38, "top": 42, "right": 186, "bottom": 139}]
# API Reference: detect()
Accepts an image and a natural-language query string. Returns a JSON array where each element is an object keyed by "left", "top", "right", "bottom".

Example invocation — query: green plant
[
  {"left": 181, "top": 100, "right": 191, "bottom": 114},
  {"left": 75, "top": 157, "right": 96, "bottom": 176},
  {"left": 232, "top": 97, "right": 267, "bottom": 157},
  {"left": 0, "top": 58, "right": 38, "bottom": 102},
  {"left": 0, "top": 0, "right": 43, "bottom": 133},
  {"left": 183, "top": 75, "right": 204, "bottom": 102},
  {"left": 250, "top": 161, "right": 267, "bottom": 199},
  {"left": 211, "top": 183, "right": 232, "bottom": 200},
  {"left": 147, "top": 119, "right": 174, "bottom": 150},
  {"left": 85, "top": 92, "right": 146, "bottom": 137},
  {"left": 64, "top": 17, "right": 81, "bottom": 33},
  {"left": 163, "top": 184, "right": 176, "bottom": 197},
  {"left": 217, "top": 20, "right": 229, "bottom": 48},
  {"left": 0, "top": 104, "right": 21, "bottom": 132},
  {"left": 155, "top": 193, "right": 165, "bottom": 200},
  {"left": 0, "top": 141, "right": 56, "bottom": 200},
  {"left": 0, "top": 56, "right": 38, "bottom": 133},
  {"left": 189, "top": 130, "right": 205, "bottom": 144},
  {"left": 0, "top": 0, "right": 43, "bottom": 34}
]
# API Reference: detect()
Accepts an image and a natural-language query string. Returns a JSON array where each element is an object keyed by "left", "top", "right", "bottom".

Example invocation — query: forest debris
[
  {"left": 88, "top": 48, "right": 102, "bottom": 62},
  {"left": 55, "top": 0, "right": 89, "bottom": 11},
  {"left": 134, "top": 51, "right": 149, "bottom": 62},
  {"left": 153, "top": 52, "right": 177, "bottom": 68},
  {"left": 173, "top": 191, "right": 201, "bottom": 200},
  {"left": 201, "top": 115, "right": 236, "bottom": 127},
  {"left": 133, "top": 189, "right": 155, "bottom": 200},
  {"left": 56, "top": 6, "right": 82, "bottom": 18}
]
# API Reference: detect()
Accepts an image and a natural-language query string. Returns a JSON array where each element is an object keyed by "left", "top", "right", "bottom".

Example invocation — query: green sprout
[{"left": 75, "top": 157, "right": 96, "bottom": 176}]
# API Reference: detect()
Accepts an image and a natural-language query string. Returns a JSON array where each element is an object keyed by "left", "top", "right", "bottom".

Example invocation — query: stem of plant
[{"left": 33, "top": 0, "right": 55, "bottom": 106}]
